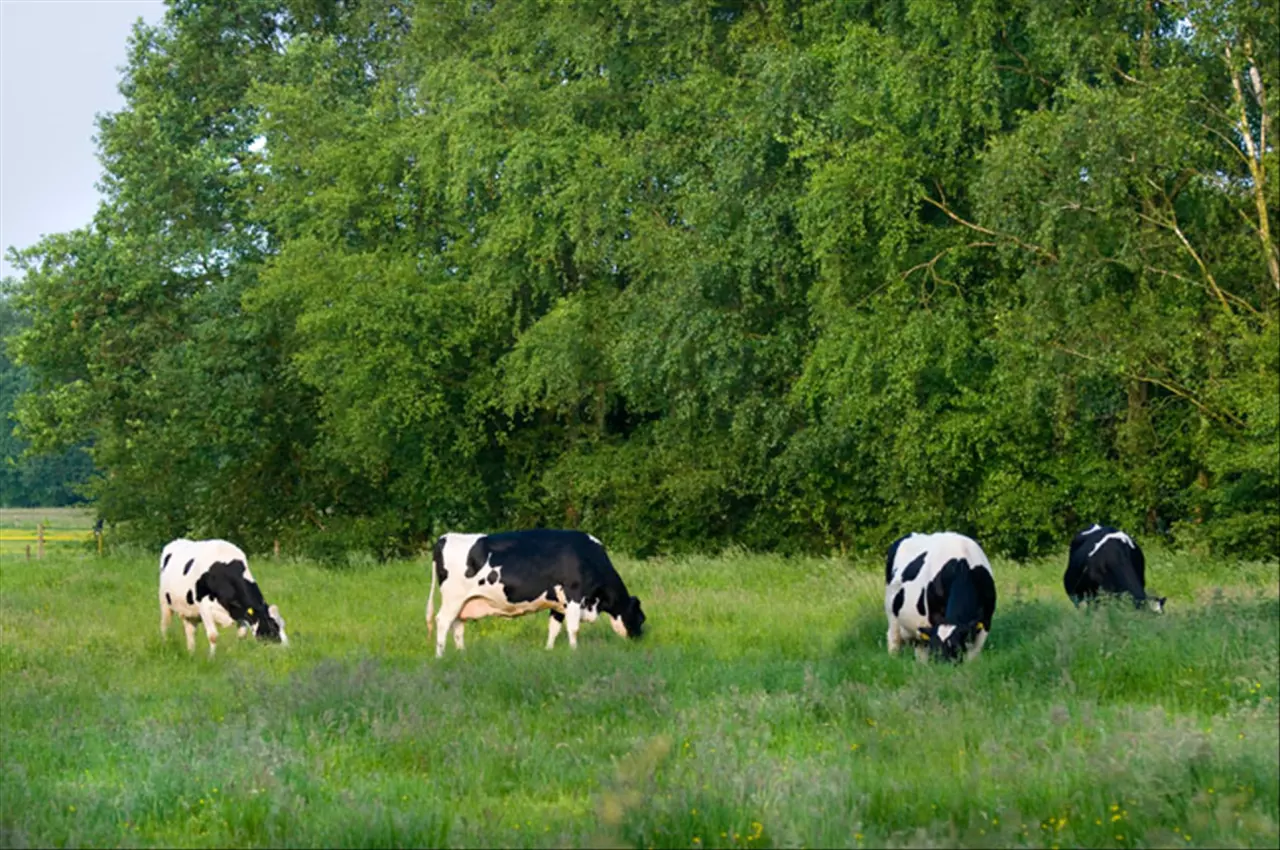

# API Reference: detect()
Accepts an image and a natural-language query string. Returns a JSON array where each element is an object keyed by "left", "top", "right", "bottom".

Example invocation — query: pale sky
[{"left": 1, "top": 0, "right": 166, "bottom": 279}]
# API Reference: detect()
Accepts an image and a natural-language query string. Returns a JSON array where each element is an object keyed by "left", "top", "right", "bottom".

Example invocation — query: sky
[{"left": 1, "top": 0, "right": 166, "bottom": 279}]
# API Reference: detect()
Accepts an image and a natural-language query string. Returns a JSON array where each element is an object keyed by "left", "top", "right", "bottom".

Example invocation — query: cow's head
[
  {"left": 618, "top": 595, "right": 645, "bottom": 638},
  {"left": 250, "top": 604, "right": 289, "bottom": 645},
  {"left": 1146, "top": 595, "right": 1167, "bottom": 613},
  {"left": 918, "top": 621, "right": 984, "bottom": 661}
]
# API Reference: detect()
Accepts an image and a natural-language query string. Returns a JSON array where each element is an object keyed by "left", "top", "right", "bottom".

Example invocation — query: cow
[
  {"left": 425, "top": 529, "right": 645, "bottom": 658},
  {"left": 159, "top": 538, "right": 288, "bottom": 656},
  {"left": 884, "top": 531, "right": 997, "bottom": 662},
  {"left": 1064, "top": 524, "right": 1165, "bottom": 611}
]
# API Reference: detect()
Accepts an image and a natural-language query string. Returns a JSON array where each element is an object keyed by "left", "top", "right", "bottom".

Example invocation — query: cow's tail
[{"left": 426, "top": 558, "right": 438, "bottom": 637}]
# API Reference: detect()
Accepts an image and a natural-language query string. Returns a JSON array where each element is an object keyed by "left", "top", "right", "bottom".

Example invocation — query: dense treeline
[
  {"left": 0, "top": 298, "right": 93, "bottom": 507},
  {"left": 4, "top": 0, "right": 1276, "bottom": 559}
]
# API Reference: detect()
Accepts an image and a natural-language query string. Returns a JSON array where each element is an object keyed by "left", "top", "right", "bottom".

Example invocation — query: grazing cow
[
  {"left": 159, "top": 538, "right": 288, "bottom": 656},
  {"left": 884, "top": 531, "right": 997, "bottom": 662},
  {"left": 426, "top": 529, "right": 645, "bottom": 658},
  {"left": 1064, "top": 525, "right": 1165, "bottom": 611}
]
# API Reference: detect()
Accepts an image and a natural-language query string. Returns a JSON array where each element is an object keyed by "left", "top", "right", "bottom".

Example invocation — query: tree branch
[
  {"left": 1226, "top": 43, "right": 1280, "bottom": 291},
  {"left": 1052, "top": 344, "right": 1245, "bottom": 429},
  {"left": 920, "top": 194, "right": 1058, "bottom": 262}
]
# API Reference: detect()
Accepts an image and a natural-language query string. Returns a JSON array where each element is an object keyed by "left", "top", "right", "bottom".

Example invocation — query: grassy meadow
[{"left": 1, "top": 544, "right": 1277, "bottom": 848}]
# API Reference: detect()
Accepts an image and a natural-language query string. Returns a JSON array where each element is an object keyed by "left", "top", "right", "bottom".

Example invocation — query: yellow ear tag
[
  {"left": 247, "top": 607, "right": 254, "bottom": 616},
  {"left": 977, "top": 622, "right": 984, "bottom": 631}
]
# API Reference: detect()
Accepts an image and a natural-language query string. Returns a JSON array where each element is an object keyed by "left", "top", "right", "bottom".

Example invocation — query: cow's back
[{"left": 159, "top": 538, "right": 252, "bottom": 616}]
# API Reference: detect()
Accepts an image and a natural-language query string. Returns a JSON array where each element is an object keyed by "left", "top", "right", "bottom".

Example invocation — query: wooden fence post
[{"left": 26, "top": 544, "right": 31, "bottom": 561}]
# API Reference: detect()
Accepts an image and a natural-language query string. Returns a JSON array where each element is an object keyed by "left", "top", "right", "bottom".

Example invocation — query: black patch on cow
[
  {"left": 1064, "top": 526, "right": 1150, "bottom": 608},
  {"left": 891, "top": 588, "right": 905, "bottom": 616},
  {"left": 916, "top": 593, "right": 926, "bottom": 616},
  {"left": 931, "top": 563, "right": 998, "bottom": 661},
  {"left": 899, "top": 553, "right": 927, "bottom": 583},
  {"left": 925, "top": 558, "right": 968, "bottom": 616},
  {"left": 884, "top": 534, "right": 910, "bottom": 584},
  {"left": 432, "top": 535, "right": 449, "bottom": 586},
  {"left": 186, "top": 590, "right": 194, "bottom": 605},
  {"left": 183, "top": 558, "right": 195, "bottom": 575},
  {"left": 162, "top": 552, "right": 172, "bottom": 571},
  {"left": 194, "top": 559, "right": 281, "bottom": 642},
  {"left": 165, "top": 592, "right": 171, "bottom": 605},
  {"left": 460, "top": 529, "right": 645, "bottom": 637}
]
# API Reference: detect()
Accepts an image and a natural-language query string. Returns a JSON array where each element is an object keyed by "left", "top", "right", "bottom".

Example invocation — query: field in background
[
  {"left": 0, "top": 506, "right": 96, "bottom": 557},
  {"left": 1, "top": 548, "right": 1277, "bottom": 848}
]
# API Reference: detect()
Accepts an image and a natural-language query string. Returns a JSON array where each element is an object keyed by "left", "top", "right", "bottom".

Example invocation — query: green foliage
[
  {"left": 0, "top": 295, "right": 93, "bottom": 507},
  {"left": 2, "top": 549, "right": 1277, "bottom": 846},
  {"left": 3, "top": 0, "right": 1277, "bottom": 557}
]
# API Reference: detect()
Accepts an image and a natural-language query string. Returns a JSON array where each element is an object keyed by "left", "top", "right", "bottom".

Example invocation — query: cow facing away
[
  {"left": 884, "top": 531, "right": 997, "bottom": 662},
  {"left": 426, "top": 529, "right": 645, "bottom": 658},
  {"left": 1064, "top": 525, "right": 1165, "bottom": 611},
  {"left": 159, "top": 538, "right": 287, "bottom": 656}
]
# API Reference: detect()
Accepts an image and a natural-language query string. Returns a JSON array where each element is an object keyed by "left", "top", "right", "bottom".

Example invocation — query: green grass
[{"left": 1, "top": 547, "right": 1276, "bottom": 848}]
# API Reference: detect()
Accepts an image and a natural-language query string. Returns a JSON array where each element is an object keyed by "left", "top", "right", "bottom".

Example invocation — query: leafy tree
[{"left": 5, "top": 0, "right": 1276, "bottom": 559}]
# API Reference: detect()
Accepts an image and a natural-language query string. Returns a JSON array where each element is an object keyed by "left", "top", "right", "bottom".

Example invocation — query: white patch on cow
[
  {"left": 587, "top": 534, "right": 603, "bottom": 546},
  {"left": 1088, "top": 530, "right": 1136, "bottom": 558},
  {"left": 546, "top": 615, "right": 563, "bottom": 649},
  {"left": 936, "top": 624, "right": 957, "bottom": 642},
  {"left": 608, "top": 613, "right": 628, "bottom": 637},
  {"left": 884, "top": 532, "right": 993, "bottom": 662}
]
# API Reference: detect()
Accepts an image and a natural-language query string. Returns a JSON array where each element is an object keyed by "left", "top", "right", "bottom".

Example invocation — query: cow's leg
[
  {"left": 608, "top": 613, "right": 628, "bottom": 638},
  {"left": 965, "top": 629, "right": 989, "bottom": 663},
  {"left": 434, "top": 598, "right": 464, "bottom": 659},
  {"left": 565, "top": 601, "right": 583, "bottom": 649},
  {"left": 159, "top": 602, "right": 172, "bottom": 639},
  {"left": 451, "top": 618, "right": 465, "bottom": 650},
  {"left": 914, "top": 643, "right": 931, "bottom": 663},
  {"left": 886, "top": 622, "right": 903, "bottom": 655},
  {"left": 197, "top": 604, "right": 221, "bottom": 658},
  {"left": 238, "top": 625, "right": 248, "bottom": 639},
  {"left": 182, "top": 618, "right": 198, "bottom": 654},
  {"left": 547, "top": 611, "right": 564, "bottom": 649}
]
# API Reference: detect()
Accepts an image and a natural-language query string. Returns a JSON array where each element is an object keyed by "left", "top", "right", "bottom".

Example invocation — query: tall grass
[{"left": 1, "top": 548, "right": 1276, "bottom": 848}]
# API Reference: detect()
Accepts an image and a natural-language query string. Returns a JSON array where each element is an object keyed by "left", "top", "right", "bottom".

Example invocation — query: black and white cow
[
  {"left": 1064, "top": 524, "right": 1165, "bottom": 611},
  {"left": 159, "top": 538, "right": 288, "bottom": 656},
  {"left": 884, "top": 531, "right": 997, "bottom": 662},
  {"left": 426, "top": 529, "right": 645, "bottom": 658}
]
